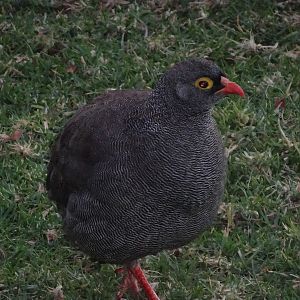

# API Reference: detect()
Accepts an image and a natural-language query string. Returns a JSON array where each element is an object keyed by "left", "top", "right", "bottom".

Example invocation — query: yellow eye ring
[{"left": 194, "top": 77, "right": 214, "bottom": 90}]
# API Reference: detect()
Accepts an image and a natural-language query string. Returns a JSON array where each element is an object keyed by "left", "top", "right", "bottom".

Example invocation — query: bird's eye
[{"left": 194, "top": 77, "right": 214, "bottom": 90}]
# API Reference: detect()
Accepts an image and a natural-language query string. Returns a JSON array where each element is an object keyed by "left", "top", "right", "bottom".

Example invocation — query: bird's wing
[{"left": 46, "top": 90, "right": 151, "bottom": 216}]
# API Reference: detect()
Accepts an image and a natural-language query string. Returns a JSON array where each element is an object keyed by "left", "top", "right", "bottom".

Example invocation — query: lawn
[{"left": 0, "top": 0, "right": 300, "bottom": 299}]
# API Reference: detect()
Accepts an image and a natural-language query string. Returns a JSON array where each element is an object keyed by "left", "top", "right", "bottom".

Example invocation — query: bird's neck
[{"left": 148, "top": 88, "right": 213, "bottom": 125}]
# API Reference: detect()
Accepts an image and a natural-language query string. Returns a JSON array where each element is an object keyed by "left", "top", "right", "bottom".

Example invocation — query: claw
[
  {"left": 115, "top": 261, "right": 159, "bottom": 300},
  {"left": 116, "top": 266, "right": 140, "bottom": 300}
]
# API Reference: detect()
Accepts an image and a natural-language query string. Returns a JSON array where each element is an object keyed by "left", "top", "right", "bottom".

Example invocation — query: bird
[{"left": 46, "top": 58, "right": 244, "bottom": 300}]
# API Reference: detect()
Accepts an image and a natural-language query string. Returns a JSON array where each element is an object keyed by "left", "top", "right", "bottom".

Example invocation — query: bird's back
[{"left": 47, "top": 90, "right": 226, "bottom": 264}]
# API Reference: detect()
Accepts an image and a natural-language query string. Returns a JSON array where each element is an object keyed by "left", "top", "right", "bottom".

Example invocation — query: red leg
[
  {"left": 116, "top": 272, "right": 130, "bottom": 300},
  {"left": 115, "top": 266, "right": 140, "bottom": 300},
  {"left": 115, "top": 261, "right": 160, "bottom": 300},
  {"left": 129, "top": 263, "right": 160, "bottom": 300}
]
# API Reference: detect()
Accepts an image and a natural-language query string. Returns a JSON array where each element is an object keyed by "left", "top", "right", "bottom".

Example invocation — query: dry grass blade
[
  {"left": 50, "top": 285, "right": 64, "bottom": 300},
  {"left": 285, "top": 46, "right": 300, "bottom": 59},
  {"left": 45, "top": 229, "right": 58, "bottom": 244},
  {"left": 0, "top": 130, "right": 22, "bottom": 143},
  {"left": 9, "top": 143, "right": 34, "bottom": 156},
  {"left": 51, "top": 0, "right": 86, "bottom": 13},
  {"left": 236, "top": 34, "right": 278, "bottom": 52}
]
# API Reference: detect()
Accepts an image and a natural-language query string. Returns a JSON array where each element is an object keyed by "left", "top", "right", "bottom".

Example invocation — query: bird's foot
[
  {"left": 116, "top": 266, "right": 140, "bottom": 299},
  {"left": 115, "top": 261, "right": 159, "bottom": 300}
]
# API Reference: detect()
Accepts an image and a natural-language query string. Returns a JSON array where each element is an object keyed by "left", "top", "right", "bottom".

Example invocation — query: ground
[{"left": 0, "top": 0, "right": 300, "bottom": 299}]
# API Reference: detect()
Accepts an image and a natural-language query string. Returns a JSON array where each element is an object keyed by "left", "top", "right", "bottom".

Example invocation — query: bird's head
[{"left": 155, "top": 59, "right": 244, "bottom": 115}]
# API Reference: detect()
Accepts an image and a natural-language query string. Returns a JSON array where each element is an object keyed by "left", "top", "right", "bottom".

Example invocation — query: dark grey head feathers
[{"left": 155, "top": 59, "right": 227, "bottom": 115}]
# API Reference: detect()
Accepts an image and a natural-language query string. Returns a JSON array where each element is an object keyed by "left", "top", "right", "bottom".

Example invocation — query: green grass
[{"left": 1, "top": 0, "right": 300, "bottom": 299}]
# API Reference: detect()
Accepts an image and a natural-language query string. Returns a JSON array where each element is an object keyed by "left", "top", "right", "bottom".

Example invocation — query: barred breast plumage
[{"left": 46, "top": 58, "right": 244, "bottom": 300}]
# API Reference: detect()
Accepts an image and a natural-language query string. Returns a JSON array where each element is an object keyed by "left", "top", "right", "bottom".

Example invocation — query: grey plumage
[{"left": 46, "top": 59, "right": 235, "bottom": 264}]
